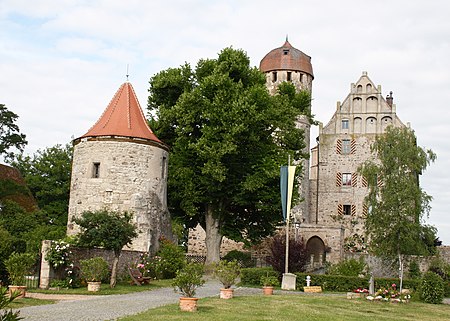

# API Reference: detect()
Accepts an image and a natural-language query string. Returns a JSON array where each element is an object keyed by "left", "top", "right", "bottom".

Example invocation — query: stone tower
[
  {"left": 259, "top": 39, "right": 314, "bottom": 224},
  {"left": 66, "top": 82, "right": 171, "bottom": 254}
]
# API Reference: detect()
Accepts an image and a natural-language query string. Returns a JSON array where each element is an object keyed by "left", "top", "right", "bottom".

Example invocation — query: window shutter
[
  {"left": 351, "top": 173, "right": 358, "bottom": 187},
  {"left": 351, "top": 139, "right": 356, "bottom": 154},
  {"left": 336, "top": 172, "right": 342, "bottom": 187},
  {"left": 336, "top": 139, "right": 342, "bottom": 154},
  {"left": 338, "top": 204, "right": 343, "bottom": 216}
]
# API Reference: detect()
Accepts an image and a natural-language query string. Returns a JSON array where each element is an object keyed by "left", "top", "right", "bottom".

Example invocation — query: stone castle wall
[{"left": 67, "top": 138, "right": 171, "bottom": 254}]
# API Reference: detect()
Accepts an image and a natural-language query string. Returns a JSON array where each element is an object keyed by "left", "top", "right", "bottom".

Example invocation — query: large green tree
[
  {"left": 148, "top": 47, "right": 311, "bottom": 263},
  {"left": 73, "top": 209, "right": 138, "bottom": 288},
  {"left": 8, "top": 143, "right": 72, "bottom": 226},
  {"left": 359, "top": 126, "right": 437, "bottom": 287},
  {"left": 0, "top": 104, "right": 27, "bottom": 159}
]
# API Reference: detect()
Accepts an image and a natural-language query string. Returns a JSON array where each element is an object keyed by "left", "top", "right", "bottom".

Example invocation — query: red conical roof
[
  {"left": 80, "top": 82, "right": 162, "bottom": 143},
  {"left": 260, "top": 40, "right": 313, "bottom": 77}
]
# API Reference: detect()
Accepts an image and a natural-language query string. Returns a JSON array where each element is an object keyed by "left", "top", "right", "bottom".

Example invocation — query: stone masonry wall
[{"left": 67, "top": 139, "right": 171, "bottom": 254}]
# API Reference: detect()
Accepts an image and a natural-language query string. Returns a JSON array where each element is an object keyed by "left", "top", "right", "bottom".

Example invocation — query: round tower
[
  {"left": 260, "top": 39, "right": 314, "bottom": 223},
  {"left": 67, "top": 82, "right": 171, "bottom": 254}
]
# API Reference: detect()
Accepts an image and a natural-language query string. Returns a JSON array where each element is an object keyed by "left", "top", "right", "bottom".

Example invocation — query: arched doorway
[{"left": 306, "top": 236, "right": 325, "bottom": 267}]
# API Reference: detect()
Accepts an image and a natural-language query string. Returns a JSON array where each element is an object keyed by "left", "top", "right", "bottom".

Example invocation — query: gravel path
[{"left": 16, "top": 281, "right": 260, "bottom": 321}]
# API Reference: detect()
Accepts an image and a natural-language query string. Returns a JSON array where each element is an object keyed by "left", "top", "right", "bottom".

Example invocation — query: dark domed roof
[{"left": 260, "top": 40, "right": 313, "bottom": 77}]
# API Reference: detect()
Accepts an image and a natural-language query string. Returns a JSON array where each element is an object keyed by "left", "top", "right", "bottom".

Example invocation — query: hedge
[
  {"left": 240, "top": 267, "right": 279, "bottom": 285},
  {"left": 239, "top": 268, "right": 421, "bottom": 292}
]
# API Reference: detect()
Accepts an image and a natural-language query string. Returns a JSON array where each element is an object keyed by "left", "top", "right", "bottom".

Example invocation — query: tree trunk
[
  {"left": 204, "top": 204, "right": 223, "bottom": 266},
  {"left": 110, "top": 252, "right": 120, "bottom": 288}
]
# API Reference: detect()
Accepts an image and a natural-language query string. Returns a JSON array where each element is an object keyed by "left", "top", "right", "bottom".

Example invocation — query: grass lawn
[
  {"left": 8, "top": 297, "right": 55, "bottom": 308},
  {"left": 28, "top": 279, "right": 173, "bottom": 295},
  {"left": 120, "top": 295, "right": 450, "bottom": 321}
]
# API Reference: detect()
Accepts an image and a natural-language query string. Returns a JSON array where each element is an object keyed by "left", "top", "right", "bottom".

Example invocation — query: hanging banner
[{"left": 280, "top": 165, "right": 296, "bottom": 221}]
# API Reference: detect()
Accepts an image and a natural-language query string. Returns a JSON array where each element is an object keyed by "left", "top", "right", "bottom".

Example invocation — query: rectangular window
[
  {"left": 342, "top": 139, "right": 351, "bottom": 154},
  {"left": 272, "top": 72, "right": 277, "bottom": 82},
  {"left": 342, "top": 173, "right": 352, "bottom": 186},
  {"left": 342, "top": 119, "right": 349, "bottom": 129},
  {"left": 287, "top": 72, "right": 292, "bottom": 82},
  {"left": 92, "top": 162, "right": 100, "bottom": 178},
  {"left": 343, "top": 205, "right": 351, "bottom": 215}
]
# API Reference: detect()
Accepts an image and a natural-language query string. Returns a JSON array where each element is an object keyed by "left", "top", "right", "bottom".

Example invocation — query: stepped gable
[
  {"left": 259, "top": 39, "right": 314, "bottom": 77},
  {"left": 80, "top": 82, "right": 162, "bottom": 144}
]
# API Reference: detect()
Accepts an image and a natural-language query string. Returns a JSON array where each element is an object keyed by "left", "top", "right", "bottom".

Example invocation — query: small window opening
[
  {"left": 343, "top": 205, "right": 352, "bottom": 215},
  {"left": 287, "top": 72, "right": 292, "bottom": 82},
  {"left": 272, "top": 72, "right": 277, "bottom": 82},
  {"left": 93, "top": 162, "right": 100, "bottom": 178},
  {"left": 283, "top": 49, "right": 289, "bottom": 55},
  {"left": 342, "top": 119, "right": 349, "bottom": 129}
]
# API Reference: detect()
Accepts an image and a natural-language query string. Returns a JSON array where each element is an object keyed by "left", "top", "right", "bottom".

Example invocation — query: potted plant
[
  {"left": 172, "top": 262, "right": 205, "bottom": 312},
  {"left": 80, "top": 257, "right": 109, "bottom": 292},
  {"left": 5, "top": 252, "right": 35, "bottom": 298},
  {"left": 214, "top": 260, "right": 240, "bottom": 299},
  {"left": 260, "top": 274, "right": 279, "bottom": 295}
]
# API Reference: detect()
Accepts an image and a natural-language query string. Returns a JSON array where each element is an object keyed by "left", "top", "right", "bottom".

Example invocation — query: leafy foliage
[
  {"left": 4, "top": 252, "right": 36, "bottom": 285},
  {"left": 266, "top": 234, "right": 308, "bottom": 274},
  {"left": 327, "top": 257, "right": 367, "bottom": 277},
  {"left": 172, "top": 262, "right": 205, "bottom": 298},
  {"left": 408, "top": 260, "right": 422, "bottom": 279},
  {"left": 359, "top": 126, "right": 437, "bottom": 260},
  {"left": 154, "top": 238, "right": 186, "bottom": 279},
  {"left": 80, "top": 257, "right": 110, "bottom": 283},
  {"left": 420, "top": 271, "right": 445, "bottom": 304},
  {"left": 222, "top": 250, "right": 254, "bottom": 268},
  {"left": 73, "top": 209, "right": 138, "bottom": 288},
  {"left": 7, "top": 143, "right": 72, "bottom": 226},
  {"left": 0, "top": 104, "right": 27, "bottom": 159},
  {"left": 260, "top": 274, "right": 280, "bottom": 287},
  {"left": 148, "top": 47, "right": 312, "bottom": 261},
  {"left": 214, "top": 260, "right": 240, "bottom": 289},
  {"left": 240, "top": 267, "right": 278, "bottom": 286},
  {"left": 0, "top": 286, "right": 22, "bottom": 321}
]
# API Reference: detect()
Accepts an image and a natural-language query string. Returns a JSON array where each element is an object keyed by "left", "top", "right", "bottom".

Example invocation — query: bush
[
  {"left": 172, "top": 262, "right": 205, "bottom": 298},
  {"left": 408, "top": 260, "right": 422, "bottom": 279},
  {"left": 80, "top": 257, "right": 109, "bottom": 283},
  {"left": 0, "top": 287, "right": 21, "bottom": 321},
  {"left": 260, "top": 275, "right": 280, "bottom": 287},
  {"left": 155, "top": 238, "right": 186, "bottom": 279},
  {"left": 240, "top": 267, "right": 279, "bottom": 286},
  {"left": 5, "top": 252, "right": 36, "bottom": 285},
  {"left": 327, "top": 257, "right": 367, "bottom": 277},
  {"left": 266, "top": 234, "right": 308, "bottom": 274},
  {"left": 222, "top": 250, "right": 255, "bottom": 268},
  {"left": 214, "top": 260, "right": 240, "bottom": 289},
  {"left": 420, "top": 271, "right": 445, "bottom": 304}
]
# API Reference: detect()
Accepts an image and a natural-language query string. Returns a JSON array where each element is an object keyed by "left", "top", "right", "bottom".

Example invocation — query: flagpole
[{"left": 285, "top": 155, "right": 290, "bottom": 274}]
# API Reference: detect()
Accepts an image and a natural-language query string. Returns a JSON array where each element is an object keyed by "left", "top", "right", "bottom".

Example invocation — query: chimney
[{"left": 386, "top": 91, "right": 393, "bottom": 107}]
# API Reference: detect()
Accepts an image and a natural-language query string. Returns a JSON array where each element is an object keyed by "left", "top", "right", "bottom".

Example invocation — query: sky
[{"left": 1, "top": 0, "right": 449, "bottom": 244}]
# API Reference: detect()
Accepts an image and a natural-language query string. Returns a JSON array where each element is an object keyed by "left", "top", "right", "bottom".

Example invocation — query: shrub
[
  {"left": 214, "top": 260, "right": 240, "bottom": 289},
  {"left": 420, "top": 271, "right": 445, "bottom": 304},
  {"left": 155, "top": 238, "right": 186, "bottom": 279},
  {"left": 260, "top": 274, "right": 280, "bottom": 287},
  {"left": 327, "top": 257, "right": 367, "bottom": 277},
  {"left": 240, "top": 267, "right": 279, "bottom": 286},
  {"left": 408, "top": 260, "right": 422, "bottom": 279},
  {"left": 0, "top": 287, "right": 21, "bottom": 321},
  {"left": 80, "top": 257, "right": 110, "bottom": 283},
  {"left": 172, "top": 263, "right": 205, "bottom": 298},
  {"left": 266, "top": 234, "right": 308, "bottom": 274},
  {"left": 5, "top": 252, "right": 36, "bottom": 286},
  {"left": 222, "top": 250, "right": 255, "bottom": 268}
]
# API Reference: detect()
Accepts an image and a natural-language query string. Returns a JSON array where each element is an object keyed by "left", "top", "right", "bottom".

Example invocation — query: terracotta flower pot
[
  {"left": 87, "top": 281, "right": 101, "bottom": 292},
  {"left": 220, "top": 288, "right": 234, "bottom": 299},
  {"left": 8, "top": 285, "right": 27, "bottom": 298},
  {"left": 179, "top": 297, "right": 199, "bottom": 312},
  {"left": 262, "top": 286, "right": 274, "bottom": 295}
]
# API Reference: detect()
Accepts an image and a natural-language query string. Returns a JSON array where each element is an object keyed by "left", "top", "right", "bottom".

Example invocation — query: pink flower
[
  {"left": 137, "top": 263, "right": 145, "bottom": 268},
  {"left": 392, "top": 283, "right": 396, "bottom": 288}
]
